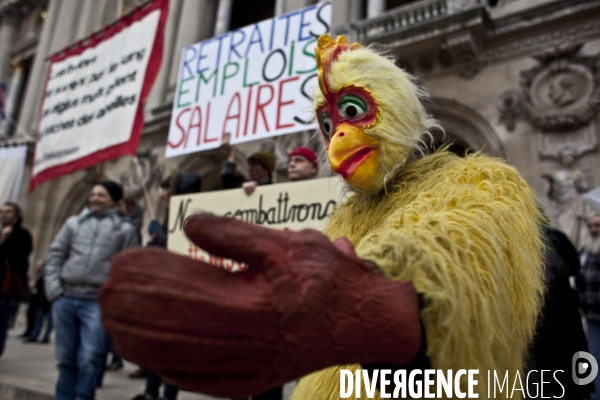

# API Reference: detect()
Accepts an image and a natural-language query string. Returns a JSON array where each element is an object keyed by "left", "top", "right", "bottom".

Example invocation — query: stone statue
[
  {"left": 120, "top": 147, "right": 164, "bottom": 199},
  {"left": 542, "top": 148, "right": 590, "bottom": 249}
]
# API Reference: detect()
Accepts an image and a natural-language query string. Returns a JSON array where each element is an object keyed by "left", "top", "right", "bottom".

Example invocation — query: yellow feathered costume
[
  {"left": 98, "top": 34, "right": 546, "bottom": 400},
  {"left": 291, "top": 35, "right": 545, "bottom": 400}
]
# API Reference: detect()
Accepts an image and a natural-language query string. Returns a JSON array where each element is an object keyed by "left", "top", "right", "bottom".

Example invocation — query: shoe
[
  {"left": 22, "top": 338, "right": 36, "bottom": 343},
  {"left": 106, "top": 360, "right": 124, "bottom": 371},
  {"left": 40, "top": 338, "right": 50, "bottom": 344},
  {"left": 128, "top": 367, "right": 148, "bottom": 378}
]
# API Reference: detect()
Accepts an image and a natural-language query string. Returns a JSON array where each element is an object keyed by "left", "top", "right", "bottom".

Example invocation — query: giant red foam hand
[{"left": 99, "top": 214, "right": 421, "bottom": 398}]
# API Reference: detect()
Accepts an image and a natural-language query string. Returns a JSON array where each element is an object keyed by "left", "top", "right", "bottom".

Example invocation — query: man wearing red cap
[{"left": 287, "top": 147, "right": 318, "bottom": 181}]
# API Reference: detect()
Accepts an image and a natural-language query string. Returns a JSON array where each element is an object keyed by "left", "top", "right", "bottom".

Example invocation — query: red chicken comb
[{"left": 316, "top": 34, "right": 363, "bottom": 96}]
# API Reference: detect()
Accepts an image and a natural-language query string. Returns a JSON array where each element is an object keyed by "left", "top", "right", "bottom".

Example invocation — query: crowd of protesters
[
  {"left": 0, "top": 142, "right": 322, "bottom": 400},
  {"left": 3, "top": 140, "right": 600, "bottom": 400}
]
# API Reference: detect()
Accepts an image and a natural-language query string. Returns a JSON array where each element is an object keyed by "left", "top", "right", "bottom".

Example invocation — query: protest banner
[
  {"left": 167, "top": 176, "right": 345, "bottom": 271},
  {"left": 0, "top": 145, "right": 27, "bottom": 204},
  {"left": 165, "top": 1, "right": 332, "bottom": 158},
  {"left": 30, "top": 0, "right": 169, "bottom": 190}
]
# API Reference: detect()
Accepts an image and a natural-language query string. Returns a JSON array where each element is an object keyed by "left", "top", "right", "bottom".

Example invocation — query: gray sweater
[{"left": 45, "top": 207, "right": 138, "bottom": 301}]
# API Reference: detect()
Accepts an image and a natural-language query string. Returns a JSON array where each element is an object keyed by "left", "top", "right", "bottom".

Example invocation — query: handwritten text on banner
[
  {"left": 32, "top": 5, "right": 164, "bottom": 185},
  {"left": 165, "top": 2, "right": 331, "bottom": 158},
  {"left": 167, "top": 177, "right": 345, "bottom": 272}
]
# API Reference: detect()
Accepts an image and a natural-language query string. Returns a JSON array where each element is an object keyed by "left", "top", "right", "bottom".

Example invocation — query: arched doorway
[
  {"left": 44, "top": 179, "right": 92, "bottom": 260},
  {"left": 428, "top": 98, "right": 505, "bottom": 158}
]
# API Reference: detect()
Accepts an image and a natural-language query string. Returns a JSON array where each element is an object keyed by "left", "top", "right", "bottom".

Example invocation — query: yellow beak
[{"left": 328, "top": 123, "right": 381, "bottom": 190}]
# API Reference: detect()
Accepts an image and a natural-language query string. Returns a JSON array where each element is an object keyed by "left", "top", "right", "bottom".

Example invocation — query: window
[
  {"left": 386, "top": 0, "right": 419, "bottom": 11},
  {"left": 230, "top": 0, "right": 276, "bottom": 31}
]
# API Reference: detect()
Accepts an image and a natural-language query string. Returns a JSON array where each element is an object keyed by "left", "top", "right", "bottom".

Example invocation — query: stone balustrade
[{"left": 352, "top": 0, "right": 448, "bottom": 42}]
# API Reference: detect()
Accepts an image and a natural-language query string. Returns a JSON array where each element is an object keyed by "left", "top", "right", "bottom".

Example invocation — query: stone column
[
  {"left": 283, "top": 0, "right": 312, "bottom": 12},
  {"left": 16, "top": 0, "right": 62, "bottom": 135},
  {"left": 367, "top": 0, "right": 385, "bottom": 18},
  {"left": 214, "top": 0, "right": 233, "bottom": 36},
  {"left": 332, "top": 0, "right": 351, "bottom": 36},
  {"left": 0, "top": 61, "right": 25, "bottom": 138},
  {"left": 89, "top": 0, "right": 110, "bottom": 32},
  {"left": 102, "top": 0, "right": 119, "bottom": 26},
  {"left": 75, "top": 0, "right": 95, "bottom": 40},
  {"left": 275, "top": 0, "right": 286, "bottom": 16},
  {"left": 49, "top": 0, "right": 82, "bottom": 54},
  {"left": 166, "top": 0, "right": 214, "bottom": 101},
  {"left": 0, "top": 11, "right": 19, "bottom": 84},
  {"left": 350, "top": 0, "right": 364, "bottom": 22},
  {"left": 145, "top": 0, "right": 182, "bottom": 110}
]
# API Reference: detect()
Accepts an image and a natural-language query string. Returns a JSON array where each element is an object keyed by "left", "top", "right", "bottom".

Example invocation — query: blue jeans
[
  {"left": 29, "top": 305, "right": 53, "bottom": 342},
  {"left": 587, "top": 318, "right": 600, "bottom": 400},
  {"left": 53, "top": 296, "right": 109, "bottom": 400},
  {"left": 0, "top": 298, "right": 19, "bottom": 359}
]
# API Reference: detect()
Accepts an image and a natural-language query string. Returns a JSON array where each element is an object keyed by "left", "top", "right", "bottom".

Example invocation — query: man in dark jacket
[
  {"left": 148, "top": 172, "right": 202, "bottom": 247},
  {"left": 133, "top": 171, "right": 202, "bottom": 400},
  {"left": 117, "top": 197, "right": 144, "bottom": 247},
  {"left": 46, "top": 181, "right": 137, "bottom": 400},
  {"left": 579, "top": 213, "right": 600, "bottom": 400},
  {"left": 0, "top": 202, "right": 32, "bottom": 359},
  {"left": 532, "top": 227, "right": 591, "bottom": 399}
]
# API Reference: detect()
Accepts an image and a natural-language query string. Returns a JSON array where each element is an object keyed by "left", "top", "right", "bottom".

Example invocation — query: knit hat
[
  {"left": 248, "top": 151, "right": 276, "bottom": 173},
  {"left": 97, "top": 180, "right": 123, "bottom": 203},
  {"left": 289, "top": 147, "right": 319, "bottom": 169}
]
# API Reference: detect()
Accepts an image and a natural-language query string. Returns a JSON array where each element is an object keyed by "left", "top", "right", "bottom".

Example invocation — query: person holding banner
[
  {"left": 287, "top": 147, "right": 319, "bottom": 182},
  {"left": 220, "top": 133, "right": 276, "bottom": 196}
]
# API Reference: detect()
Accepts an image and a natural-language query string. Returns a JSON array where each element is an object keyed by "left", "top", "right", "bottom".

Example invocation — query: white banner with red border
[{"left": 30, "top": 0, "right": 168, "bottom": 190}]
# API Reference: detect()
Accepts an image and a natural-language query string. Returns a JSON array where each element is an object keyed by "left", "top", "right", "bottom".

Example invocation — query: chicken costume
[{"left": 99, "top": 35, "right": 545, "bottom": 400}]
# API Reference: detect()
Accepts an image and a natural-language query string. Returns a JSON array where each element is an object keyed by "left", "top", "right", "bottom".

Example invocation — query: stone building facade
[{"left": 0, "top": 0, "right": 599, "bottom": 261}]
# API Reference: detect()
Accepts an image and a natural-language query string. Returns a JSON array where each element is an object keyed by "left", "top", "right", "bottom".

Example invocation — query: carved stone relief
[
  {"left": 541, "top": 148, "right": 591, "bottom": 249},
  {"left": 496, "top": 90, "right": 521, "bottom": 132},
  {"left": 498, "top": 43, "right": 600, "bottom": 154},
  {"left": 440, "top": 31, "right": 483, "bottom": 79},
  {"left": 538, "top": 122, "right": 598, "bottom": 160},
  {"left": 120, "top": 146, "right": 165, "bottom": 199},
  {"left": 484, "top": 20, "right": 600, "bottom": 63},
  {"left": 82, "top": 165, "right": 102, "bottom": 185}
]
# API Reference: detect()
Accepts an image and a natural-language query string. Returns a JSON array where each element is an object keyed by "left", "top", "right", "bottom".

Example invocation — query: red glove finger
[
  {"left": 184, "top": 213, "right": 309, "bottom": 268},
  {"left": 100, "top": 247, "right": 281, "bottom": 342}
]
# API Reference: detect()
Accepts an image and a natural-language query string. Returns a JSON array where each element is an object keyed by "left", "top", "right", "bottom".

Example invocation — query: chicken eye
[
  {"left": 320, "top": 112, "right": 333, "bottom": 137},
  {"left": 337, "top": 95, "right": 367, "bottom": 120}
]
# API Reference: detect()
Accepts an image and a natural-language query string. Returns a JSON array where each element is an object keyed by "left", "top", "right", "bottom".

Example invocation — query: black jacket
[
  {"left": 0, "top": 219, "right": 33, "bottom": 300},
  {"left": 531, "top": 228, "right": 590, "bottom": 399},
  {"left": 219, "top": 161, "right": 272, "bottom": 189},
  {"left": 149, "top": 172, "right": 202, "bottom": 248},
  {"left": 32, "top": 272, "right": 51, "bottom": 311}
]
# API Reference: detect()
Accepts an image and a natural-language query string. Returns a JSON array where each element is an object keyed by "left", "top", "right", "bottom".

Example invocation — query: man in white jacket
[{"left": 45, "top": 181, "right": 138, "bottom": 400}]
